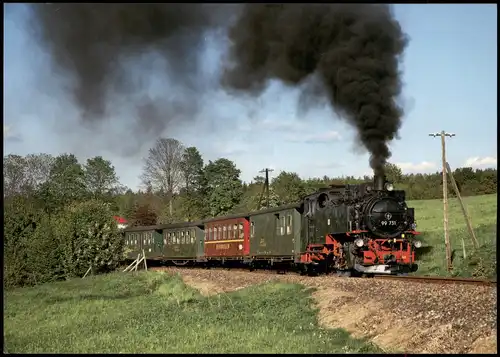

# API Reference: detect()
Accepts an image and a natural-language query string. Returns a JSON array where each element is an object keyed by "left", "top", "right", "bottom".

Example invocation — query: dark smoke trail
[
  {"left": 221, "top": 4, "right": 408, "bottom": 176},
  {"left": 30, "top": 4, "right": 222, "bottom": 121}
]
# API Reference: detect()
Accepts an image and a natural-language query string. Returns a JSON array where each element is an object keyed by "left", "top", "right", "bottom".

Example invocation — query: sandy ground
[{"left": 154, "top": 267, "right": 497, "bottom": 354}]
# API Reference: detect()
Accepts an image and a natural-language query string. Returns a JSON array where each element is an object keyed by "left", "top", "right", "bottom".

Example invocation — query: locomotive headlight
[
  {"left": 354, "top": 238, "right": 364, "bottom": 247},
  {"left": 385, "top": 183, "right": 394, "bottom": 191},
  {"left": 413, "top": 240, "right": 422, "bottom": 248}
]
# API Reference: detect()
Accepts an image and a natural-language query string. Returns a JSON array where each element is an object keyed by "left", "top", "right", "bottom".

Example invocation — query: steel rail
[{"left": 373, "top": 275, "right": 496, "bottom": 286}]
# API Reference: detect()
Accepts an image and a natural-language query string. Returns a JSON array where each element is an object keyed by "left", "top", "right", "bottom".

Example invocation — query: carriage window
[
  {"left": 204, "top": 229, "right": 208, "bottom": 241},
  {"left": 281, "top": 216, "right": 286, "bottom": 236},
  {"left": 233, "top": 224, "right": 238, "bottom": 238},
  {"left": 286, "top": 215, "right": 292, "bottom": 234},
  {"left": 276, "top": 216, "right": 281, "bottom": 236},
  {"left": 239, "top": 223, "right": 244, "bottom": 239},
  {"left": 182, "top": 231, "right": 186, "bottom": 244},
  {"left": 218, "top": 226, "right": 222, "bottom": 240},
  {"left": 251, "top": 222, "right": 255, "bottom": 237},
  {"left": 228, "top": 225, "right": 232, "bottom": 239},
  {"left": 208, "top": 227, "right": 212, "bottom": 241},
  {"left": 223, "top": 225, "right": 227, "bottom": 239}
]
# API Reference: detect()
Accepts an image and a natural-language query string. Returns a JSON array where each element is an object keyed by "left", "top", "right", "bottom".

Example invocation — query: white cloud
[
  {"left": 4, "top": 124, "right": 21, "bottom": 141},
  {"left": 287, "top": 130, "right": 342, "bottom": 144},
  {"left": 211, "top": 141, "right": 248, "bottom": 157},
  {"left": 464, "top": 156, "right": 497, "bottom": 168},
  {"left": 394, "top": 161, "right": 437, "bottom": 173}
]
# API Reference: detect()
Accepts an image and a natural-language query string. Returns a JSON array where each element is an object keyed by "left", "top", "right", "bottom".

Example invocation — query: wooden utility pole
[
  {"left": 257, "top": 168, "right": 274, "bottom": 209},
  {"left": 445, "top": 162, "right": 479, "bottom": 250},
  {"left": 429, "top": 131, "right": 455, "bottom": 272}
]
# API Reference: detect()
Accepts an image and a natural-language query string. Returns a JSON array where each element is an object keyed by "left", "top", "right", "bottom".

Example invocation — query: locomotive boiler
[{"left": 301, "top": 175, "right": 421, "bottom": 275}]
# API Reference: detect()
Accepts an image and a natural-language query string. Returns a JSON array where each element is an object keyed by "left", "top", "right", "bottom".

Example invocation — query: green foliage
[
  {"left": 4, "top": 197, "right": 39, "bottom": 288},
  {"left": 204, "top": 158, "right": 243, "bottom": 217},
  {"left": 179, "top": 146, "right": 207, "bottom": 220},
  {"left": 4, "top": 272, "right": 382, "bottom": 353},
  {"left": 54, "top": 200, "right": 124, "bottom": 278},
  {"left": 36, "top": 154, "right": 87, "bottom": 213},
  {"left": 384, "top": 162, "right": 403, "bottom": 183},
  {"left": 271, "top": 171, "right": 306, "bottom": 205},
  {"left": 84, "top": 156, "right": 120, "bottom": 199}
]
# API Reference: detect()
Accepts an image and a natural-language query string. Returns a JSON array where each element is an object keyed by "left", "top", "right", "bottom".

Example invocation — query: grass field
[
  {"left": 408, "top": 194, "right": 497, "bottom": 278},
  {"left": 4, "top": 272, "right": 383, "bottom": 354}
]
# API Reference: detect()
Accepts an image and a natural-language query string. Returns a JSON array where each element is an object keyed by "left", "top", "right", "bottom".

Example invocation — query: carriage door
[{"left": 154, "top": 230, "right": 163, "bottom": 256}]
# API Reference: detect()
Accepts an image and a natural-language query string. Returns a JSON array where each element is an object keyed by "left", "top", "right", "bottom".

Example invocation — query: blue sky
[{"left": 4, "top": 4, "right": 497, "bottom": 190}]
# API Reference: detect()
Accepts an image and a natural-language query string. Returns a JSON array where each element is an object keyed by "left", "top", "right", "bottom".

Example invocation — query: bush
[
  {"left": 55, "top": 200, "right": 125, "bottom": 278},
  {"left": 4, "top": 197, "right": 39, "bottom": 288}
]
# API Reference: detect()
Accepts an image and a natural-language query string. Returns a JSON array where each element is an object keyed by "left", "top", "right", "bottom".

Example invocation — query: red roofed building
[{"left": 113, "top": 216, "right": 128, "bottom": 230}]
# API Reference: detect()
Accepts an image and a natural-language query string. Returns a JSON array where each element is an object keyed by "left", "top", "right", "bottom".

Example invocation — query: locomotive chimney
[{"left": 374, "top": 174, "right": 386, "bottom": 191}]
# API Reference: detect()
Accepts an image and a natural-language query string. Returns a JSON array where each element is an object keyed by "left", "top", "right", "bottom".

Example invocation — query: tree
[
  {"left": 3, "top": 154, "right": 29, "bottom": 197},
  {"left": 3, "top": 153, "right": 54, "bottom": 198},
  {"left": 271, "top": 171, "right": 306, "bottom": 205},
  {"left": 129, "top": 202, "right": 158, "bottom": 227},
  {"left": 180, "top": 146, "right": 206, "bottom": 220},
  {"left": 204, "top": 158, "right": 243, "bottom": 217},
  {"left": 141, "top": 138, "right": 185, "bottom": 216},
  {"left": 84, "top": 156, "right": 120, "bottom": 199},
  {"left": 37, "top": 154, "right": 87, "bottom": 213},
  {"left": 384, "top": 162, "right": 403, "bottom": 184}
]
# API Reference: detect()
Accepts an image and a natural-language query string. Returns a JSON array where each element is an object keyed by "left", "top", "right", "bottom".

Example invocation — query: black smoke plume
[
  {"left": 222, "top": 4, "right": 408, "bottom": 176},
  {"left": 31, "top": 4, "right": 407, "bottom": 175},
  {"left": 30, "top": 4, "right": 223, "bottom": 120}
]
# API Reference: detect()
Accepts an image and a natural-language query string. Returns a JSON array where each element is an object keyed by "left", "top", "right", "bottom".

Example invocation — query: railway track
[
  {"left": 374, "top": 274, "right": 497, "bottom": 287},
  {"left": 149, "top": 266, "right": 496, "bottom": 287}
]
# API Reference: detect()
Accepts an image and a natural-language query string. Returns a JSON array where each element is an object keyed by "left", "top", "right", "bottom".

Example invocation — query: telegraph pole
[
  {"left": 429, "top": 131, "right": 455, "bottom": 272},
  {"left": 257, "top": 168, "right": 274, "bottom": 209}
]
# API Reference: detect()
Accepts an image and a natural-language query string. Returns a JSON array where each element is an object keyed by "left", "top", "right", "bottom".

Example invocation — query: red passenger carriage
[{"left": 204, "top": 217, "right": 250, "bottom": 258}]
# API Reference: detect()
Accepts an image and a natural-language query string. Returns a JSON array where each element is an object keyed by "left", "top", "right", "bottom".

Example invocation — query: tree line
[{"left": 3, "top": 137, "right": 496, "bottom": 287}]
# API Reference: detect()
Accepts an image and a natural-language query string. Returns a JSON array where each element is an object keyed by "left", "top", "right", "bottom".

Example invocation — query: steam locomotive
[{"left": 122, "top": 175, "right": 421, "bottom": 276}]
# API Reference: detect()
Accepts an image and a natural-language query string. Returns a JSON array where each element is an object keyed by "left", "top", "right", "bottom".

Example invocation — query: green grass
[
  {"left": 4, "top": 271, "right": 382, "bottom": 354},
  {"left": 408, "top": 194, "right": 497, "bottom": 278}
]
